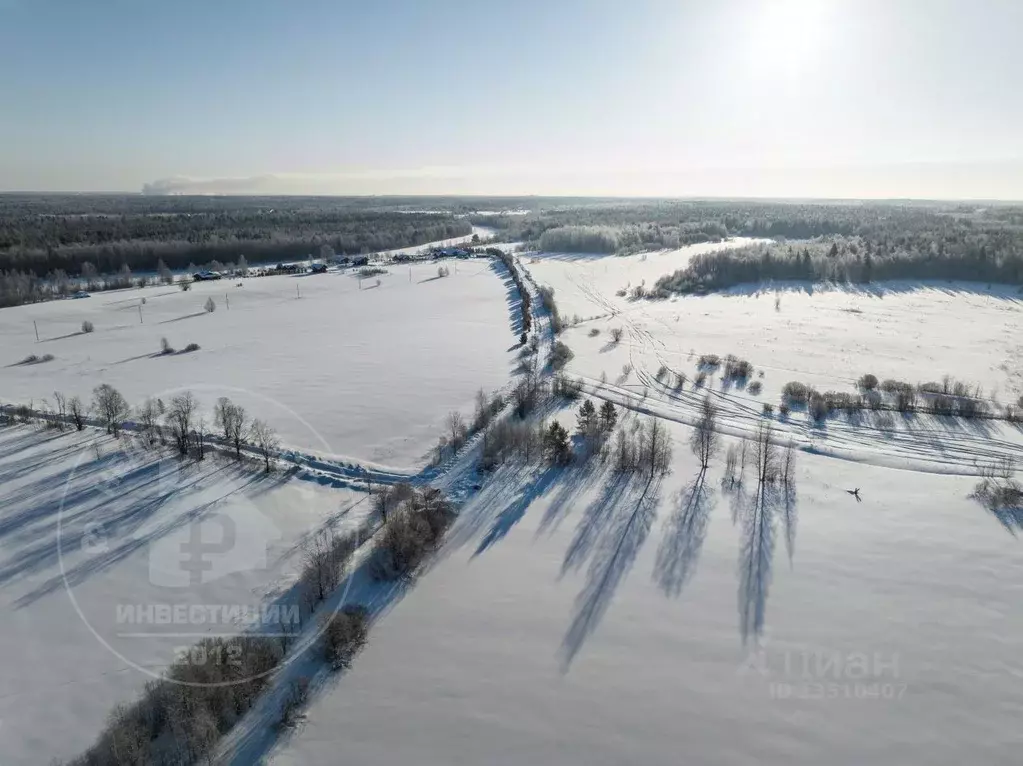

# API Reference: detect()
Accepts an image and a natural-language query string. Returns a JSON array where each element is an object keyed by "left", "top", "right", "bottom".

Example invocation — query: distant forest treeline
[
  {"left": 4, "top": 195, "right": 1023, "bottom": 307},
  {"left": 0, "top": 196, "right": 471, "bottom": 277},
  {"left": 654, "top": 229, "right": 1023, "bottom": 296},
  {"left": 476, "top": 199, "right": 1023, "bottom": 254},
  {"left": 476, "top": 200, "right": 1023, "bottom": 292}
]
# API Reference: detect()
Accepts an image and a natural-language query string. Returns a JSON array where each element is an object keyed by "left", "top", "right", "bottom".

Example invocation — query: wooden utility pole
[
  {"left": 138, "top": 303, "right": 143, "bottom": 323},
  {"left": 33, "top": 320, "right": 39, "bottom": 342}
]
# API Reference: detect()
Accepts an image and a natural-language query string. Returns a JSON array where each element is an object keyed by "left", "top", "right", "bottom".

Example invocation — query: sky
[{"left": 1, "top": 0, "right": 1021, "bottom": 198}]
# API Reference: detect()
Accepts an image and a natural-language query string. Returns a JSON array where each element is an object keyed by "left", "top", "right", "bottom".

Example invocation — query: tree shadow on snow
[
  {"left": 158, "top": 310, "right": 207, "bottom": 324},
  {"left": 490, "top": 260, "right": 525, "bottom": 336},
  {"left": 732, "top": 475, "right": 797, "bottom": 647},
  {"left": 653, "top": 468, "right": 715, "bottom": 599},
  {"left": 560, "top": 474, "right": 660, "bottom": 669},
  {"left": 8, "top": 453, "right": 282, "bottom": 608}
]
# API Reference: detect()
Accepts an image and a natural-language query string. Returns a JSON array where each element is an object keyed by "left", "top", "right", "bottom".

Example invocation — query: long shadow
[
  {"left": 114, "top": 351, "right": 155, "bottom": 365},
  {"left": 737, "top": 478, "right": 782, "bottom": 646},
  {"left": 561, "top": 472, "right": 633, "bottom": 576},
  {"left": 158, "top": 311, "right": 206, "bottom": 324},
  {"left": 560, "top": 475, "right": 660, "bottom": 668},
  {"left": 440, "top": 462, "right": 536, "bottom": 555},
  {"left": 535, "top": 455, "right": 605, "bottom": 537},
  {"left": 781, "top": 482, "right": 799, "bottom": 566},
  {"left": 988, "top": 504, "right": 1023, "bottom": 535},
  {"left": 653, "top": 468, "right": 715, "bottom": 598},
  {"left": 40, "top": 330, "right": 85, "bottom": 343},
  {"left": 13, "top": 464, "right": 278, "bottom": 607},
  {"left": 490, "top": 260, "right": 524, "bottom": 335},
  {"left": 474, "top": 466, "right": 562, "bottom": 556},
  {"left": 720, "top": 278, "right": 1023, "bottom": 304}
]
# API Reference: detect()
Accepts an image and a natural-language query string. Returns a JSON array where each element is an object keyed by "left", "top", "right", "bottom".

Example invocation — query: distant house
[
  {"left": 351, "top": 255, "right": 370, "bottom": 267},
  {"left": 193, "top": 271, "right": 221, "bottom": 281},
  {"left": 310, "top": 263, "right": 327, "bottom": 274}
]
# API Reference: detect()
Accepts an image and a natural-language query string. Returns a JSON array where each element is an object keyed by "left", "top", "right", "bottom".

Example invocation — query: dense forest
[
  {"left": 0, "top": 195, "right": 474, "bottom": 306},
  {"left": 4, "top": 195, "right": 1023, "bottom": 307},
  {"left": 653, "top": 226, "right": 1023, "bottom": 296},
  {"left": 477, "top": 199, "right": 1023, "bottom": 292}
]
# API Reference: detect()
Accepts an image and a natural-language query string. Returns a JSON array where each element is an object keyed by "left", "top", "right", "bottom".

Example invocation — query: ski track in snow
[{"left": 527, "top": 255, "right": 1023, "bottom": 478}]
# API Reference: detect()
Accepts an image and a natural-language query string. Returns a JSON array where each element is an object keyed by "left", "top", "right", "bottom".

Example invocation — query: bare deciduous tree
[
  {"left": 214, "top": 396, "right": 247, "bottom": 458},
  {"left": 194, "top": 416, "right": 210, "bottom": 460},
  {"left": 136, "top": 398, "right": 160, "bottom": 444},
  {"left": 724, "top": 442, "right": 740, "bottom": 487},
  {"left": 782, "top": 440, "right": 797, "bottom": 486},
  {"left": 92, "top": 383, "right": 129, "bottom": 435},
  {"left": 53, "top": 391, "right": 68, "bottom": 431},
  {"left": 639, "top": 417, "right": 673, "bottom": 478},
  {"left": 250, "top": 418, "right": 279, "bottom": 472},
  {"left": 446, "top": 410, "right": 466, "bottom": 451},
  {"left": 690, "top": 396, "right": 720, "bottom": 469},
  {"left": 168, "top": 391, "right": 198, "bottom": 456},
  {"left": 753, "top": 421, "right": 779, "bottom": 484},
  {"left": 68, "top": 396, "right": 86, "bottom": 431}
]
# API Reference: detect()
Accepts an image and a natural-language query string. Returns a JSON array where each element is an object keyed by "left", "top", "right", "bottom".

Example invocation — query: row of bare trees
[{"left": 39, "top": 386, "right": 281, "bottom": 472}]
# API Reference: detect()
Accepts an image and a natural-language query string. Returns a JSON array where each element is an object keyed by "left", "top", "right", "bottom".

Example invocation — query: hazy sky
[{"left": 1, "top": 0, "right": 1021, "bottom": 198}]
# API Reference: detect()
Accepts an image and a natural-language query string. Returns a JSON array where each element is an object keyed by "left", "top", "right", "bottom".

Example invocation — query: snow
[
  {"left": 0, "top": 425, "right": 369, "bottom": 764},
  {"left": 271, "top": 421, "right": 1023, "bottom": 766},
  {"left": 526, "top": 245, "right": 1023, "bottom": 474},
  {"left": 260, "top": 249, "right": 1023, "bottom": 766},
  {"left": 5, "top": 238, "right": 1023, "bottom": 765},
  {"left": 0, "top": 256, "right": 516, "bottom": 471}
]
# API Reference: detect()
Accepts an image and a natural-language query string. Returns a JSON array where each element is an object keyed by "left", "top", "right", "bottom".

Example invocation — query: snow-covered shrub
[
  {"left": 549, "top": 340, "right": 574, "bottom": 370},
  {"left": 782, "top": 381, "right": 813, "bottom": 405},
  {"left": 372, "top": 488, "right": 454, "bottom": 581},
  {"left": 323, "top": 606, "right": 368, "bottom": 671},
  {"left": 723, "top": 355, "right": 753, "bottom": 381},
  {"left": 858, "top": 374, "right": 879, "bottom": 391},
  {"left": 81, "top": 320, "right": 94, "bottom": 333}
]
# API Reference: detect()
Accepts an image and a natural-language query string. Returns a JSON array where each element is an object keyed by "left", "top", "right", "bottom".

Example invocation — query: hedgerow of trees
[{"left": 0, "top": 195, "right": 471, "bottom": 306}]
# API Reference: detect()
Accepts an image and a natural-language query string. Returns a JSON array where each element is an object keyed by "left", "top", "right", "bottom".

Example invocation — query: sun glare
[{"left": 749, "top": 0, "right": 835, "bottom": 76}]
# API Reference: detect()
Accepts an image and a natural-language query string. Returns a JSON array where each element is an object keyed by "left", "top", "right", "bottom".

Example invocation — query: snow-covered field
[
  {"left": 0, "top": 425, "right": 370, "bottom": 763},
  {"left": 4, "top": 240, "right": 1023, "bottom": 766},
  {"left": 527, "top": 244, "right": 1023, "bottom": 474},
  {"left": 271, "top": 417, "right": 1023, "bottom": 766},
  {"left": 0, "top": 257, "right": 516, "bottom": 470}
]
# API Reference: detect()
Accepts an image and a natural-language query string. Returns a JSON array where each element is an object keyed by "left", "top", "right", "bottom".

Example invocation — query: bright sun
[{"left": 750, "top": 0, "right": 835, "bottom": 76}]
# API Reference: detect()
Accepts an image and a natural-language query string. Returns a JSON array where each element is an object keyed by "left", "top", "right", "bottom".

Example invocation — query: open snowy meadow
[
  {"left": 0, "top": 257, "right": 516, "bottom": 470},
  {"left": 271, "top": 426, "right": 1023, "bottom": 766},
  {"left": 258, "top": 248, "right": 1023, "bottom": 766},
  {"left": 2, "top": 242, "right": 1022, "bottom": 765},
  {"left": 0, "top": 425, "right": 371, "bottom": 763},
  {"left": 528, "top": 243, "right": 1023, "bottom": 474}
]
